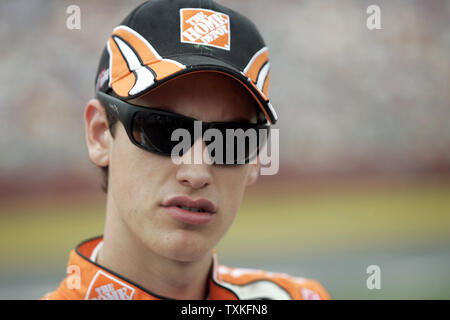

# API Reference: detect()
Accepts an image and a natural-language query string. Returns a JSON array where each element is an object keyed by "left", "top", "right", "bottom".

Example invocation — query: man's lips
[
  {"left": 161, "top": 196, "right": 217, "bottom": 214},
  {"left": 161, "top": 196, "right": 217, "bottom": 225}
]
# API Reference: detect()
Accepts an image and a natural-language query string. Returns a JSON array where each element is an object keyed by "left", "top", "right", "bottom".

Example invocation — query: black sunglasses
[{"left": 96, "top": 92, "right": 270, "bottom": 165}]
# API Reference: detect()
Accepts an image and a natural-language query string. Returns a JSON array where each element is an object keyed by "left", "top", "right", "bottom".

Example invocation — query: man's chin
[{"left": 157, "top": 230, "right": 215, "bottom": 263}]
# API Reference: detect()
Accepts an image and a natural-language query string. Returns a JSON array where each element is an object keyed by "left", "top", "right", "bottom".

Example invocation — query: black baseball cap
[{"left": 95, "top": 0, "right": 278, "bottom": 124}]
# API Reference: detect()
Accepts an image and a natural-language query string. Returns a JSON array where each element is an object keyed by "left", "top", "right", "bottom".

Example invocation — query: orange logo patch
[
  {"left": 85, "top": 271, "right": 135, "bottom": 300},
  {"left": 180, "top": 8, "right": 230, "bottom": 51}
]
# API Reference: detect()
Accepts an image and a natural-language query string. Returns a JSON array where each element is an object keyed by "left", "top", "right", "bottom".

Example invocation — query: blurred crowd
[{"left": 0, "top": 0, "right": 449, "bottom": 193}]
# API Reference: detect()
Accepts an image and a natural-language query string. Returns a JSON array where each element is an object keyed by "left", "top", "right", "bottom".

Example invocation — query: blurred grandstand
[{"left": 0, "top": 0, "right": 449, "bottom": 196}]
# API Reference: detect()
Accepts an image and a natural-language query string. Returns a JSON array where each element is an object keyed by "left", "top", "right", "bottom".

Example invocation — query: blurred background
[{"left": 0, "top": 0, "right": 449, "bottom": 299}]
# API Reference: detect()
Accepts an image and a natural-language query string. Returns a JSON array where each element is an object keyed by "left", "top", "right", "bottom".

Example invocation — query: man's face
[{"left": 106, "top": 72, "right": 260, "bottom": 262}]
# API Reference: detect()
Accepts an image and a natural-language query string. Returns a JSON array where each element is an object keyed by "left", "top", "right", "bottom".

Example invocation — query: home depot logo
[
  {"left": 180, "top": 8, "right": 230, "bottom": 51},
  {"left": 85, "top": 271, "right": 135, "bottom": 300}
]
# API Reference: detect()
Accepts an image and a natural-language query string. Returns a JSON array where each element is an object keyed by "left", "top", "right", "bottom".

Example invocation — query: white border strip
[
  {"left": 243, "top": 46, "right": 268, "bottom": 74},
  {"left": 89, "top": 240, "right": 103, "bottom": 263}
]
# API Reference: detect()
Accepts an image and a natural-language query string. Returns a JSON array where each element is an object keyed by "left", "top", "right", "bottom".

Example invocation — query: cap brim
[{"left": 113, "top": 54, "right": 277, "bottom": 125}]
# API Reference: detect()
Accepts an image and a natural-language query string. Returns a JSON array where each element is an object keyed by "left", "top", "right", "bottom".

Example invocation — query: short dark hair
[{"left": 100, "top": 166, "right": 108, "bottom": 193}]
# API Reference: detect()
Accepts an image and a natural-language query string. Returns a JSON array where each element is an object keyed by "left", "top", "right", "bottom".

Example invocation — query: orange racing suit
[{"left": 41, "top": 236, "right": 331, "bottom": 300}]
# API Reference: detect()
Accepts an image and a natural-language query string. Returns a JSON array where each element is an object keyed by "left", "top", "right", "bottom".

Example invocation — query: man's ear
[
  {"left": 84, "top": 99, "right": 111, "bottom": 167},
  {"left": 245, "top": 158, "right": 261, "bottom": 186}
]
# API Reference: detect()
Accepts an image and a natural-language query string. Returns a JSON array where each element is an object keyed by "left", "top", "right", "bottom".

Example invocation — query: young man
[{"left": 42, "top": 0, "right": 330, "bottom": 300}]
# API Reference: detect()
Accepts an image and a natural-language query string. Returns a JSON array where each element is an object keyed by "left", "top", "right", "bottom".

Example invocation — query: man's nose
[{"left": 175, "top": 138, "right": 213, "bottom": 190}]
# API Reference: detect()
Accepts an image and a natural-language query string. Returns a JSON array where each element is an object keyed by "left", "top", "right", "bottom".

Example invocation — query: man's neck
[{"left": 98, "top": 209, "right": 213, "bottom": 300}]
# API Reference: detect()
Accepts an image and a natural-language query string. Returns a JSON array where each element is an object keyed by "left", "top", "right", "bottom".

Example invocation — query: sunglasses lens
[
  {"left": 206, "top": 125, "right": 268, "bottom": 165},
  {"left": 132, "top": 112, "right": 193, "bottom": 155},
  {"left": 130, "top": 108, "right": 268, "bottom": 165}
]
